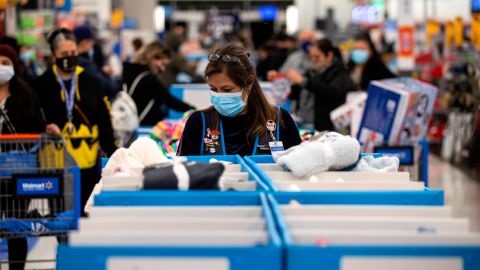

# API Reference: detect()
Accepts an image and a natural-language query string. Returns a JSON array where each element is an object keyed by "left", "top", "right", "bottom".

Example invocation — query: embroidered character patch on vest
[{"left": 204, "top": 128, "right": 220, "bottom": 154}]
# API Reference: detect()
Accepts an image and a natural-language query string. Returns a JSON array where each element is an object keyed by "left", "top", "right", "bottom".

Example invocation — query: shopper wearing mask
[
  {"left": 18, "top": 45, "right": 41, "bottom": 86},
  {"left": 286, "top": 39, "right": 354, "bottom": 131},
  {"left": 177, "top": 43, "right": 301, "bottom": 156},
  {"left": 160, "top": 23, "right": 197, "bottom": 87},
  {"left": 0, "top": 44, "right": 46, "bottom": 270},
  {"left": 267, "top": 30, "right": 317, "bottom": 125},
  {"left": 73, "top": 25, "right": 119, "bottom": 99},
  {"left": 277, "top": 29, "right": 316, "bottom": 74},
  {"left": 123, "top": 41, "right": 195, "bottom": 126},
  {"left": 36, "top": 28, "right": 116, "bottom": 216},
  {"left": 268, "top": 33, "right": 297, "bottom": 72},
  {"left": 348, "top": 32, "right": 395, "bottom": 91},
  {"left": 73, "top": 25, "right": 105, "bottom": 72}
]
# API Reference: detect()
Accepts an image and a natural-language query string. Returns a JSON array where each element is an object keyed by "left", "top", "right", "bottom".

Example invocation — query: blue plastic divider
[
  {"left": 68, "top": 166, "right": 81, "bottom": 230},
  {"left": 266, "top": 194, "right": 480, "bottom": 270},
  {"left": 101, "top": 155, "right": 269, "bottom": 192},
  {"left": 95, "top": 191, "right": 260, "bottom": 206},
  {"left": 90, "top": 154, "right": 458, "bottom": 270},
  {"left": 57, "top": 193, "right": 282, "bottom": 270},
  {"left": 101, "top": 157, "right": 108, "bottom": 169},
  {"left": 273, "top": 190, "right": 444, "bottom": 206},
  {"left": 135, "top": 126, "right": 154, "bottom": 138},
  {"left": 244, "top": 155, "right": 444, "bottom": 206},
  {"left": 285, "top": 246, "right": 480, "bottom": 270}
]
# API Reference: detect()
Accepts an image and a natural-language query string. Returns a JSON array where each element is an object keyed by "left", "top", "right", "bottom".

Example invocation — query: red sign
[{"left": 398, "top": 26, "right": 414, "bottom": 57}]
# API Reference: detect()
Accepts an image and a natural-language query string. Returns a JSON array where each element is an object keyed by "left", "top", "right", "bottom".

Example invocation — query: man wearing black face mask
[
  {"left": 73, "top": 25, "right": 104, "bottom": 71},
  {"left": 268, "top": 33, "right": 296, "bottom": 71},
  {"left": 267, "top": 30, "right": 317, "bottom": 121},
  {"left": 72, "top": 25, "right": 119, "bottom": 99},
  {"left": 35, "top": 28, "right": 117, "bottom": 216}
]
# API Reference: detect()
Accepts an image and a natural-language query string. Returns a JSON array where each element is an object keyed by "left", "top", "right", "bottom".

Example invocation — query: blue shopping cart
[{"left": 0, "top": 134, "right": 80, "bottom": 269}]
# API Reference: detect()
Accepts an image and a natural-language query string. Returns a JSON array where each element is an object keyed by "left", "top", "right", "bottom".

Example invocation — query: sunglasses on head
[{"left": 208, "top": 53, "right": 247, "bottom": 70}]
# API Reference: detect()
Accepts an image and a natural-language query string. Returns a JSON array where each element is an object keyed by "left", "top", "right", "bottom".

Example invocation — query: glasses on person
[{"left": 208, "top": 53, "right": 247, "bottom": 70}]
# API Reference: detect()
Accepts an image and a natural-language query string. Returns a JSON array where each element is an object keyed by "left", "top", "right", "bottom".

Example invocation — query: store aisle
[{"left": 429, "top": 154, "right": 480, "bottom": 231}]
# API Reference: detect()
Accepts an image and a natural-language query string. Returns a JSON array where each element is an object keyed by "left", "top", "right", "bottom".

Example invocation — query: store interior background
[{"left": 1, "top": 0, "right": 480, "bottom": 269}]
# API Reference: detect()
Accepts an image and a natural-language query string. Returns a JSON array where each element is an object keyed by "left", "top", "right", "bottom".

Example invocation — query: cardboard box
[
  {"left": 358, "top": 78, "right": 438, "bottom": 152},
  {"left": 380, "top": 77, "right": 438, "bottom": 145}
]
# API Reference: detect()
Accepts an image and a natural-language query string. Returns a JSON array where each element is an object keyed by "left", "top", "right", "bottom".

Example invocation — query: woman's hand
[
  {"left": 286, "top": 69, "right": 305, "bottom": 84},
  {"left": 46, "top": 123, "right": 61, "bottom": 136},
  {"left": 267, "top": 70, "right": 278, "bottom": 81}
]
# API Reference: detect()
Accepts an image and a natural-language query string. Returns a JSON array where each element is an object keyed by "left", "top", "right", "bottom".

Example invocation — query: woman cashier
[{"left": 178, "top": 43, "right": 301, "bottom": 156}]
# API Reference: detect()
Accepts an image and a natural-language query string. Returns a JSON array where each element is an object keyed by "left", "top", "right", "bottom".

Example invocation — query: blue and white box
[{"left": 358, "top": 78, "right": 437, "bottom": 152}]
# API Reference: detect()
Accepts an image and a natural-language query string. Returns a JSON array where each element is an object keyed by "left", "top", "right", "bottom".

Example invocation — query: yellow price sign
[
  {"left": 111, "top": 9, "right": 124, "bottom": 29},
  {"left": 445, "top": 21, "right": 454, "bottom": 49},
  {"left": 426, "top": 20, "right": 440, "bottom": 46},
  {"left": 454, "top": 17, "right": 464, "bottom": 47}
]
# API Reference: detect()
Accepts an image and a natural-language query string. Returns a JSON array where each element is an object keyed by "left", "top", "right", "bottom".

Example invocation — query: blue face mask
[
  {"left": 88, "top": 48, "right": 94, "bottom": 59},
  {"left": 210, "top": 90, "right": 246, "bottom": 117},
  {"left": 202, "top": 37, "right": 213, "bottom": 48},
  {"left": 20, "top": 50, "right": 34, "bottom": 63},
  {"left": 351, "top": 49, "right": 369, "bottom": 65},
  {"left": 301, "top": 41, "right": 312, "bottom": 53}
]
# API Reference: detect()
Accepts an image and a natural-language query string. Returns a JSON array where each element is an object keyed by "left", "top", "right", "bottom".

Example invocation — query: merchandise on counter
[
  {"left": 128, "top": 137, "right": 170, "bottom": 165},
  {"left": 358, "top": 78, "right": 438, "bottom": 152},
  {"left": 382, "top": 78, "right": 438, "bottom": 145},
  {"left": 330, "top": 92, "right": 368, "bottom": 136},
  {"left": 270, "top": 73, "right": 291, "bottom": 104},
  {"left": 85, "top": 159, "right": 253, "bottom": 214},
  {"left": 150, "top": 111, "right": 192, "bottom": 155},
  {"left": 353, "top": 155, "right": 400, "bottom": 172},
  {"left": 299, "top": 129, "right": 322, "bottom": 142},
  {"left": 143, "top": 162, "right": 225, "bottom": 190},
  {"left": 209, "top": 158, "right": 233, "bottom": 165},
  {"left": 104, "top": 137, "right": 171, "bottom": 175},
  {"left": 275, "top": 132, "right": 361, "bottom": 178}
]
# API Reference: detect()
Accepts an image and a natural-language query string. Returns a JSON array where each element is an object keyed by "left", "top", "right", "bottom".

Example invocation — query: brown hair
[
  {"left": 204, "top": 42, "right": 278, "bottom": 142},
  {"left": 135, "top": 41, "right": 170, "bottom": 65}
]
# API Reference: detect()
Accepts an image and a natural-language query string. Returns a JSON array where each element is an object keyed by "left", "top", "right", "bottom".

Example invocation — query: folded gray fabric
[
  {"left": 353, "top": 155, "right": 400, "bottom": 172},
  {"left": 143, "top": 162, "right": 225, "bottom": 190}
]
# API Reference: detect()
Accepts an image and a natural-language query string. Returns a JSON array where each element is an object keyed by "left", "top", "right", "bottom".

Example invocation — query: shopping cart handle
[{"left": 0, "top": 134, "right": 41, "bottom": 140}]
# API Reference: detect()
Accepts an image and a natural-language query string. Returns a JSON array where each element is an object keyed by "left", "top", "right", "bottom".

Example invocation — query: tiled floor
[
  {"left": 1, "top": 154, "right": 480, "bottom": 270},
  {"left": 428, "top": 154, "right": 480, "bottom": 231}
]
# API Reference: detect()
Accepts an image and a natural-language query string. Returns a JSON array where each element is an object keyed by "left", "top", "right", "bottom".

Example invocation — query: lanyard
[{"left": 56, "top": 73, "right": 77, "bottom": 121}]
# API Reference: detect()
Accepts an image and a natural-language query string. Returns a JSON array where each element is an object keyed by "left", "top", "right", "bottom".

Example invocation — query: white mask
[{"left": 0, "top": 65, "right": 15, "bottom": 85}]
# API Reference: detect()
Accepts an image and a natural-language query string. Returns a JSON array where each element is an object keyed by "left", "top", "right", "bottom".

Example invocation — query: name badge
[{"left": 269, "top": 141, "right": 284, "bottom": 152}]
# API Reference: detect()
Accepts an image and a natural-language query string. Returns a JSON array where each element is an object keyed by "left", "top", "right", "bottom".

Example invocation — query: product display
[
  {"left": 358, "top": 78, "right": 438, "bottom": 152},
  {"left": 330, "top": 92, "right": 368, "bottom": 137}
]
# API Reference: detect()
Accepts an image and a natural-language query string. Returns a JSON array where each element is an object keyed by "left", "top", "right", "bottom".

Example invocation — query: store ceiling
[{"left": 158, "top": 0, "right": 294, "bottom": 11}]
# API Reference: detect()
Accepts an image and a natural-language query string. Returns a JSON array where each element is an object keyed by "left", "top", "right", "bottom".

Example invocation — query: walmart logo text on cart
[
  {"left": 22, "top": 181, "right": 53, "bottom": 191},
  {"left": 16, "top": 177, "right": 60, "bottom": 196}
]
